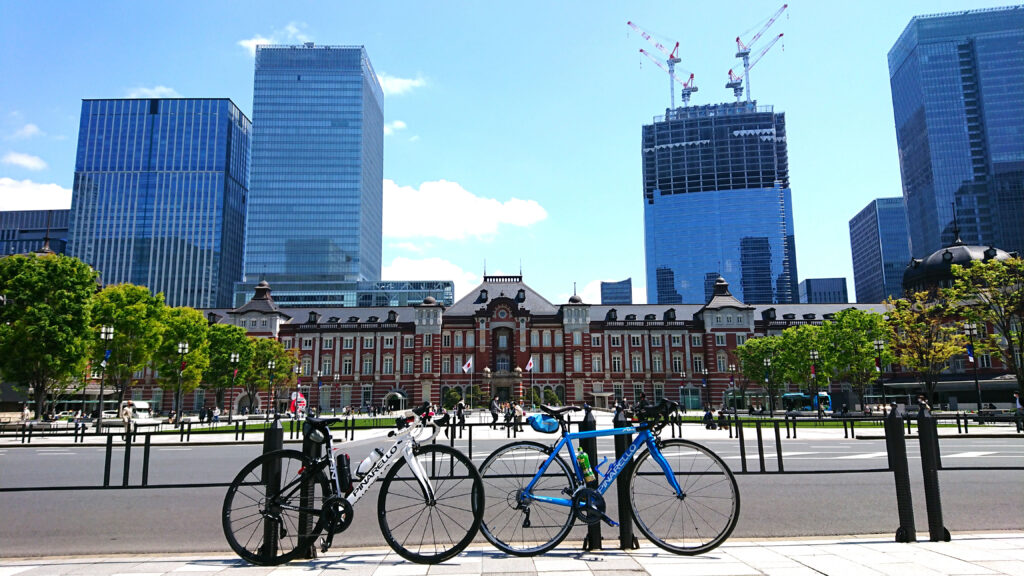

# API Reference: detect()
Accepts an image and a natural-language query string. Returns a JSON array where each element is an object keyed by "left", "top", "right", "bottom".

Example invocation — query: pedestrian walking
[
  {"left": 513, "top": 401, "right": 524, "bottom": 432},
  {"left": 1014, "top": 392, "right": 1023, "bottom": 433},
  {"left": 212, "top": 406, "right": 221, "bottom": 423},
  {"left": 121, "top": 401, "right": 134, "bottom": 438},
  {"left": 490, "top": 396, "right": 500, "bottom": 429},
  {"left": 20, "top": 404, "right": 30, "bottom": 424},
  {"left": 456, "top": 399, "right": 466, "bottom": 431}
]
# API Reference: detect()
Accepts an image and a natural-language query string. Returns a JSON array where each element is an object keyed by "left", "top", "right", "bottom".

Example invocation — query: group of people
[
  {"left": 702, "top": 405, "right": 731, "bottom": 431},
  {"left": 489, "top": 396, "right": 526, "bottom": 431}
]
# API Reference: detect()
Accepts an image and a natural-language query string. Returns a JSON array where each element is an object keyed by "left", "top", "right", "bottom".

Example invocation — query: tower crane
[
  {"left": 639, "top": 49, "right": 698, "bottom": 106},
  {"left": 628, "top": 21, "right": 695, "bottom": 108},
  {"left": 732, "top": 3, "right": 787, "bottom": 102},
  {"left": 726, "top": 33, "right": 783, "bottom": 101}
]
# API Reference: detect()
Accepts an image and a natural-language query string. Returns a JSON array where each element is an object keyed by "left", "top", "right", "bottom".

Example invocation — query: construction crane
[
  {"left": 726, "top": 33, "right": 783, "bottom": 101},
  {"left": 639, "top": 49, "right": 698, "bottom": 106},
  {"left": 732, "top": 3, "right": 787, "bottom": 102},
  {"left": 628, "top": 21, "right": 695, "bottom": 109}
]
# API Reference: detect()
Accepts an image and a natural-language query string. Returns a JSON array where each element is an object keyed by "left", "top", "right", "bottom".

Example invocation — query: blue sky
[{"left": 0, "top": 1, "right": 1010, "bottom": 304}]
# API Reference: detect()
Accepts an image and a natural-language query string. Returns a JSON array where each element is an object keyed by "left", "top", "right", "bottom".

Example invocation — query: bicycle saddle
[{"left": 540, "top": 405, "right": 581, "bottom": 420}]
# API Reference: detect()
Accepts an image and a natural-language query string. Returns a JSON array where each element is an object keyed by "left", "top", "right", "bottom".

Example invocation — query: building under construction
[{"left": 642, "top": 100, "right": 798, "bottom": 305}]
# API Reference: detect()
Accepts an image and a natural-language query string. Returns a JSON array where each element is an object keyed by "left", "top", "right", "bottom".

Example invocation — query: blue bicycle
[{"left": 478, "top": 400, "right": 739, "bottom": 556}]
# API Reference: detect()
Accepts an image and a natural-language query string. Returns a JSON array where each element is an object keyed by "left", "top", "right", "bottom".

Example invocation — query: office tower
[
  {"left": 0, "top": 209, "right": 70, "bottom": 255},
  {"left": 643, "top": 101, "right": 798, "bottom": 304},
  {"left": 849, "top": 197, "right": 911, "bottom": 303},
  {"left": 237, "top": 43, "right": 384, "bottom": 305},
  {"left": 799, "top": 278, "right": 849, "bottom": 304},
  {"left": 889, "top": 6, "right": 1024, "bottom": 258},
  {"left": 600, "top": 278, "right": 633, "bottom": 305},
  {"left": 68, "top": 98, "right": 250, "bottom": 308}
]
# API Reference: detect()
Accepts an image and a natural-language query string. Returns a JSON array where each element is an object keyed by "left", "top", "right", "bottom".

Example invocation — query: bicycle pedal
[{"left": 601, "top": 515, "right": 619, "bottom": 528}]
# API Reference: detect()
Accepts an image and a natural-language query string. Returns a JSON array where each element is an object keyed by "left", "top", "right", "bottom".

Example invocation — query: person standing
[
  {"left": 490, "top": 396, "right": 500, "bottom": 429},
  {"left": 212, "top": 406, "right": 221, "bottom": 423},
  {"left": 513, "top": 401, "right": 524, "bottom": 432},
  {"left": 1014, "top": 391, "right": 1023, "bottom": 433},
  {"left": 21, "top": 404, "right": 30, "bottom": 423},
  {"left": 121, "top": 401, "right": 134, "bottom": 437},
  {"left": 456, "top": 399, "right": 466, "bottom": 431}
]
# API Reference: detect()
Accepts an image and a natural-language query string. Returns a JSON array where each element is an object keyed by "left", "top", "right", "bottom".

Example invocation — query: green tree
[
  {"left": 91, "top": 284, "right": 166, "bottom": 411},
  {"left": 736, "top": 335, "right": 782, "bottom": 412},
  {"left": 886, "top": 290, "right": 966, "bottom": 403},
  {"left": 154, "top": 307, "right": 209, "bottom": 416},
  {"left": 543, "top": 388, "right": 560, "bottom": 406},
  {"left": 949, "top": 257, "right": 1024, "bottom": 396},
  {"left": 775, "top": 324, "right": 824, "bottom": 396},
  {"left": 820, "top": 308, "right": 891, "bottom": 409},
  {"left": 251, "top": 337, "right": 296, "bottom": 413},
  {"left": 0, "top": 254, "right": 97, "bottom": 418},
  {"left": 442, "top": 387, "right": 461, "bottom": 409},
  {"left": 206, "top": 323, "right": 254, "bottom": 413}
]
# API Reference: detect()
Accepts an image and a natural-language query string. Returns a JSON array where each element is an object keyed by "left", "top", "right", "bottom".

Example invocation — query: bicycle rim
[
  {"left": 378, "top": 444, "right": 484, "bottom": 564},
  {"left": 478, "top": 441, "right": 576, "bottom": 556},
  {"left": 222, "top": 449, "right": 330, "bottom": 565},
  {"left": 629, "top": 439, "right": 739, "bottom": 555}
]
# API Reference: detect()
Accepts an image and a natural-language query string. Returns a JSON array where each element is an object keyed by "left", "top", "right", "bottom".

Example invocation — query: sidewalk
[{"left": 2, "top": 533, "right": 1023, "bottom": 576}]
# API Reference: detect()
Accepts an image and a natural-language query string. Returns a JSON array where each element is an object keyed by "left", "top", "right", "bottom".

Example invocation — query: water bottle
[
  {"left": 576, "top": 446, "right": 596, "bottom": 484},
  {"left": 356, "top": 447, "right": 385, "bottom": 478}
]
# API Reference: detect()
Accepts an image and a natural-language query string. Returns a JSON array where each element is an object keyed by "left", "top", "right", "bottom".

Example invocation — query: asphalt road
[{"left": 1, "top": 435, "right": 1021, "bottom": 557}]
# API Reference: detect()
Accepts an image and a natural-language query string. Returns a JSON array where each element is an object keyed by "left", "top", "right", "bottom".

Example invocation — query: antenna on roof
[
  {"left": 519, "top": 259, "right": 522, "bottom": 276},
  {"left": 951, "top": 202, "right": 963, "bottom": 245},
  {"left": 483, "top": 259, "right": 487, "bottom": 277},
  {"left": 573, "top": 282, "right": 577, "bottom": 295}
]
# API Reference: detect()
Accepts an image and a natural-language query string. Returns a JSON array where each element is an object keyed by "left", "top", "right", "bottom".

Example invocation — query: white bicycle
[{"left": 222, "top": 403, "right": 484, "bottom": 564}]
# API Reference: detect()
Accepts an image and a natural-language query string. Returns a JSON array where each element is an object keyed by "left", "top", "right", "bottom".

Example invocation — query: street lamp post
[
  {"left": 810, "top": 349, "right": 821, "bottom": 417},
  {"left": 293, "top": 366, "right": 301, "bottom": 417},
  {"left": 763, "top": 357, "right": 773, "bottom": 414},
  {"left": 964, "top": 323, "right": 982, "bottom": 412},
  {"left": 874, "top": 339, "right": 887, "bottom": 415},
  {"left": 701, "top": 368, "right": 710, "bottom": 408},
  {"left": 267, "top": 360, "right": 276, "bottom": 419},
  {"left": 679, "top": 371, "right": 686, "bottom": 411},
  {"left": 229, "top": 352, "right": 239, "bottom": 415},
  {"left": 728, "top": 363, "right": 736, "bottom": 410},
  {"left": 176, "top": 341, "right": 188, "bottom": 424},
  {"left": 97, "top": 325, "right": 114, "bottom": 432}
]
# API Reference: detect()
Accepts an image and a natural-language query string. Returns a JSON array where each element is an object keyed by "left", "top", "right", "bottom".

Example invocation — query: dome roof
[
  {"left": 568, "top": 294, "right": 583, "bottom": 304},
  {"left": 903, "top": 238, "right": 1016, "bottom": 292},
  {"left": 422, "top": 296, "right": 437, "bottom": 305}
]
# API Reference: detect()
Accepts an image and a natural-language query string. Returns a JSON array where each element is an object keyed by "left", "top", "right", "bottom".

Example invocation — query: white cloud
[
  {"left": 383, "top": 179, "right": 547, "bottom": 241},
  {"left": 126, "top": 85, "right": 180, "bottom": 98},
  {"left": 388, "top": 241, "right": 426, "bottom": 253},
  {"left": 2, "top": 152, "right": 47, "bottom": 171},
  {"left": 382, "top": 256, "right": 480, "bottom": 301},
  {"left": 377, "top": 73, "right": 426, "bottom": 97},
  {"left": 0, "top": 178, "right": 72, "bottom": 210},
  {"left": 238, "top": 22, "right": 311, "bottom": 57},
  {"left": 9, "top": 124, "right": 43, "bottom": 139},
  {"left": 383, "top": 120, "right": 407, "bottom": 136}
]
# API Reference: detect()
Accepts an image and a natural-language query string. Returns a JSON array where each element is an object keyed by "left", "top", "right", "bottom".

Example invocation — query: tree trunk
[{"left": 33, "top": 382, "right": 47, "bottom": 419}]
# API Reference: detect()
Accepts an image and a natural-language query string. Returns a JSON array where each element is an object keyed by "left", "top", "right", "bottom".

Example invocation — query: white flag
[
  {"left": 525, "top": 356, "right": 534, "bottom": 372},
  {"left": 462, "top": 357, "right": 474, "bottom": 373}
]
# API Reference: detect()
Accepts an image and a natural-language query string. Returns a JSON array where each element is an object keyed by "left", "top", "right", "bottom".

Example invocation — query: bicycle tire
[
  {"left": 378, "top": 443, "right": 484, "bottom": 564},
  {"left": 222, "top": 449, "right": 330, "bottom": 565},
  {"left": 478, "top": 440, "right": 577, "bottom": 556},
  {"left": 628, "top": 438, "right": 740, "bottom": 555}
]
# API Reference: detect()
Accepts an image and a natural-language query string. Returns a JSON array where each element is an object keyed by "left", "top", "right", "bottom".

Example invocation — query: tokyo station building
[{"left": 200, "top": 274, "right": 888, "bottom": 415}]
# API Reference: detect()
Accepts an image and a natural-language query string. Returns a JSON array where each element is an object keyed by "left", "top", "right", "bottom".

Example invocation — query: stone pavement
[{"left": 2, "top": 533, "right": 1024, "bottom": 576}]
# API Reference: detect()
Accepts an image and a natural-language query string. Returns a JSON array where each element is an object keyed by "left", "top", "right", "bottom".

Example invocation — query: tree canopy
[
  {"left": 91, "top": 284, "right": 166, "bottom": 405},
  {"left": 0, "top": 254, "right": 97, "bottom": 418},
  {"left": 154, "top": 306, "right": 209, "bottom": 414},
  {"left": 885, "top": 290, "right": 966, "bottom": 402}
]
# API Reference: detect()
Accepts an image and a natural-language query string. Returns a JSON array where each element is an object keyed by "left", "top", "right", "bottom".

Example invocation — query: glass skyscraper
[
  {"left": 798, "top": 278, "right": 848, "bottom": 304},
  {"left": 0, "top": 209, "right": 70, "bottom": 255},
  {"left": 600, "top": 278, "right": 633, "bottom": 305},
  {"left": 643, "top": 101, "right": 798, "bottom": 304},
  {"left": 889, "top": 6, "right": 1024, "bottom": 258},
  {"left": 68, "top": 98, "right": 250, "bottom": 308},
  {"left": 238, "top": 43, "right": 384, "bottom": 305},
  {"left": 849, "top": 197, "right": 911, "bottom": 303}
]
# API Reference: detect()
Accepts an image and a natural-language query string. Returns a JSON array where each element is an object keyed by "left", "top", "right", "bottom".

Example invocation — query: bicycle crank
[
  {"left": 570, "top": 488, "right": 608, "bottom": 525},
  {"left": 324, "top": 496, "right": 354, "bottom": 535}
]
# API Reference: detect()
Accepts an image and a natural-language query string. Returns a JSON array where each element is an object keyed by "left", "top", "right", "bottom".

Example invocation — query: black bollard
[
  {"left": 917, "top": 412, "right": 950, "bottom": 542},
  {"left": 579, "top": 404, "right": 602, "bottom": 551},
  {"left": 612, "top": 404, "right": 639, "bottom": 550},
  {"left": 300, "top": 420, "right": 320, "bottom": 559},
  {"left": 883, "top": 405, "right": 916, "bottom": 542},
  {"left": 261, "top": 417, "right": 284, "bottom": 560}
]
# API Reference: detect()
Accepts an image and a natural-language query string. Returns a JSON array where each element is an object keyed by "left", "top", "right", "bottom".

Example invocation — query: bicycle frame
[{"left": 524, "top": 424, "right": 682, "bottom": 508}]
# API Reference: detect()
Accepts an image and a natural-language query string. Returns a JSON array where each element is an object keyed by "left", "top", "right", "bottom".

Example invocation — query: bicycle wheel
[
  {"left": 478, "top": 441, "right": 577, "bottom": 556},
  {"left": 628, "top": 439, "right": 739, "bottom": 555},
  {"left": 223, "top": 449, "right": 330, "bottom": 565},
  {"left": 378, "top": 443, "right": 484, "bottom": 564}
]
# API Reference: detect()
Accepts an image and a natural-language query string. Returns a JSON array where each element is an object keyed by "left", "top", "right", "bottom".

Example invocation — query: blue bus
[{"left": 781, "top": 391, "right": 832, "bottom": 412}]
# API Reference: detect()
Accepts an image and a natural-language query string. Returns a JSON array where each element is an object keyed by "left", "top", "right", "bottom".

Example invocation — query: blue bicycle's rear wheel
[
  {"left": 478, "top": 441, "right": 577, "bottom": 555},
  {"left": 629, "top": 439, "right": 739, "bottom": 555}
]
